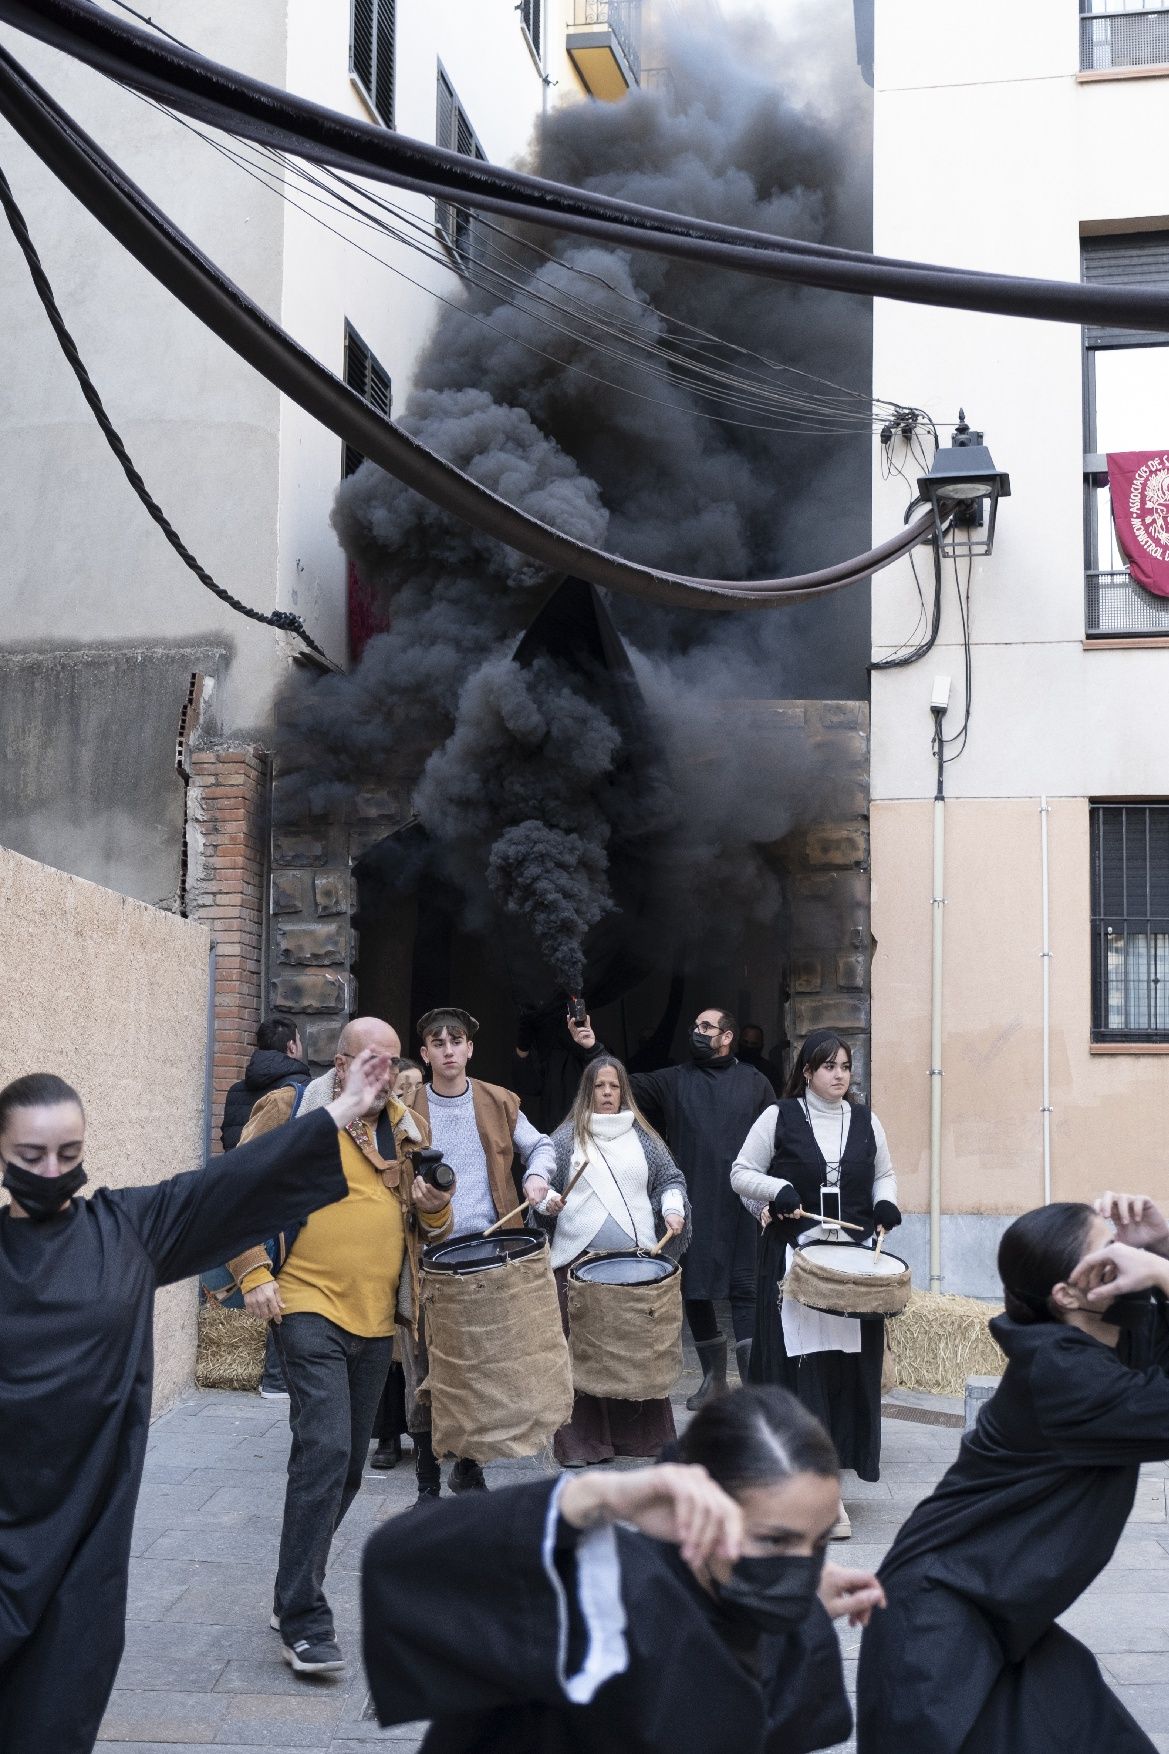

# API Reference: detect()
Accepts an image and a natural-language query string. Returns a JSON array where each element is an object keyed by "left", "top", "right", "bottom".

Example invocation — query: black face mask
[
  {"left": 689, "top": 1030, "right": 717, "bottom": 1064},
  {"left": 713, "top": 1550, "right": 825, "bottom": 1635},
  {"left": 1097, "top": 1289, "right": 1155, "bottom": 1332},
  {"left": 2, "top": 1160, "right": 88, "bottom": 1221}
]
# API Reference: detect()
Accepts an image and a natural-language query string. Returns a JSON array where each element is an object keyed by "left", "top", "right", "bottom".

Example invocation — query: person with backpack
[
  {"left": 226, "top": 1015, "right": 454, "bottom": 1680},
  {"left": 219, "top": 1017, "right": 310, "bottom": 1152}
]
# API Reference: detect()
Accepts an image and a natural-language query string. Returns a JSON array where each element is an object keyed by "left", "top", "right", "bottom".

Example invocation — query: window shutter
[
  {"left": 351, "top": 0, "right": 374, "bottom": 104},
  {"left": 374, "top": 0, "right": 395, "bottom": 126},
  {"left": 436, "top": 69, "right": 457, "bottom": 242},
  {"left": 522, "top": 0, "right": 543, "bottom": 57},
  {"left": 1082, "top": 233, "right": 1169, "bottom": 348},
  {"left": 343, "top": 325, "right": 391, "bottom": 478}
]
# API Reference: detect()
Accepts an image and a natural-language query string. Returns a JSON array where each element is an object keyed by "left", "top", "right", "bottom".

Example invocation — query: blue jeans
[{"left": 273, "top": 1313, "right": 391, "bottom": 1642}]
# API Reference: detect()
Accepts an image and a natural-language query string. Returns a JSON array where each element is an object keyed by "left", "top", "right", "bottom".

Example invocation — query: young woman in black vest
[{"left": 730, "top": 1031, "right": 901, "bottom": 1512}]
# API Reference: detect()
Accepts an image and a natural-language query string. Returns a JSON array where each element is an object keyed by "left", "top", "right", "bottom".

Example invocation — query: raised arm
[{"left": 115, "top": 1051, "right": 392, "bottom": 1286}]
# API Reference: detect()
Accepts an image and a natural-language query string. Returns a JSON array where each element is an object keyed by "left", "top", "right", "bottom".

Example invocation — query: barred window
[
  {"left": 351, "top": 0, "right": 395, "bottom": 126},
  {"left": 1081, "top": 1, "right": 1169, "bottom": 73},
  {"left": 521, "top": 0, "right": 543, "bottom": 58},
  {"left": 342, "top": 322, "right": 392, "bottom": 479},
  {"left": 1090, "top": 802, "right": 1169, "bottom": 1042},
  {"left": 435, "top": 66, "right": 487, "bottom": 267}
]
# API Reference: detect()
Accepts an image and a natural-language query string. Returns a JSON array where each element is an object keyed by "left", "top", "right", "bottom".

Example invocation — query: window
[
  {"left": 1091, "top": 804, "right": 1169, "bottom": 1042},
  {"left": 1081, "top": 1, "right": 1169, "bottom": 71},
  {"left": 1082, "top": 233, "right": 1169, "bottom": 636},
  {"left": 342, "top": 323, "right": 392, "bottom": 478},
  {"left": 435, "top": 67, "right": 487, "bottom": 267},
  {"left": 350, "top": 0, "right": 395, "bottom": 126},
  {"left": 521, "top": 0, "right": 543, "bottom": 59}
]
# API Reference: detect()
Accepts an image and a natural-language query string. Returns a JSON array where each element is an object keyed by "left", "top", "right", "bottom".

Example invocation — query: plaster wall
[
  {"left": 871, "top": 799, "right": 1169, "bottom": 1238},
  {"left": 0, "top": 848, "right": 211, "bottom": 1412},
  {"left": 870, "top": 0, "right": 1169, "bottom": 805}
]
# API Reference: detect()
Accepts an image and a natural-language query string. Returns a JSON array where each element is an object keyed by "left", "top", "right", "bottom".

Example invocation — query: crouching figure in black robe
[
  {"left": 0, "top": 1051, "right": 394, "bottom": 1754},
  {"left": 363, "top": 1384, "right": 886, "bottom": 1754},
  {"left": 857, "top": 1193, "right": 1169, "bottom": 1754}
]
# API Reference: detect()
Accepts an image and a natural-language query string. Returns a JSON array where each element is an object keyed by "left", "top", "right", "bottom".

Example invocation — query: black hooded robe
[
  {"left": 0, "top": 1109, "right": 346, "bottom": 1754},
  {"left": 362, "top": 1476, "right": 852, "bottom": 1754},
  {"left": 627, "top": 1058, "right": 774, "bottom": 1304},
  {"left": 856, "top": 1311, "right": 1169, "bottom": 1754}
]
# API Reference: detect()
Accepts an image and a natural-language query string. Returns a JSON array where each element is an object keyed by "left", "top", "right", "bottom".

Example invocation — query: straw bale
[
  {"left": 886, "top": 1289, "right": 1005, "bottom": 1397},
  {"left": 196, "top": 1304, "right": 267, "bottom": 1391}
]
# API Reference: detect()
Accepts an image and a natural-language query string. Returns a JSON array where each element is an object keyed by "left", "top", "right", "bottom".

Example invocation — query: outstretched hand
[
  {"left": 559, "top": 1463, "right": 742, "bottom": 1572},
  {"left": 1094, "top": 1192, "right": 1169, "bottom": 1257},
  {"left": 819, "top": 1561, "right": 886, "bottom": 1627}
]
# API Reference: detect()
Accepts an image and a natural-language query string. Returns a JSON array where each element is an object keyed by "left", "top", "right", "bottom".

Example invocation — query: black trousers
[
  {"left": 684, "top": 1276, "right": 756, "bottom": 1345},
  {"left": 274, "top": 1312, "right": 391, "bottom": 1642}
]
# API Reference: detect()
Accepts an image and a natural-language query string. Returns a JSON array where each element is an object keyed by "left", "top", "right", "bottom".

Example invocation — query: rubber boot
[
  {"left": 735, "top": 1338, "right": 753, "bottom": 1384},
  {"left": 686, "top": 1337, "right": 728, "bottom": 1412}
]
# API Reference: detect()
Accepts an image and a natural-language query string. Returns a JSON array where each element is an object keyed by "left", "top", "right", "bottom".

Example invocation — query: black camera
[
  {"left": 566, "top": 993, "right": 588, "bottom": 1026},
  {"left": 415, "top": 1148, "right": 456, "bottom": 1192}
]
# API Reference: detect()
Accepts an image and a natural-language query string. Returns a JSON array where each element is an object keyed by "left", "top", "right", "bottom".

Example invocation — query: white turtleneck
[{"left": 730, "top": 1088, "right": 896, "bottom": 1234}]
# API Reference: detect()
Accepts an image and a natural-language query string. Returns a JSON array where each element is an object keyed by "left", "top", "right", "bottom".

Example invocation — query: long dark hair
[
  {"left": 0, "top": 1072, "right": 84, "bottom": 1135},
  {"left": 997, "top": 1202, "right": 1096, "bottom": 1324},
  {"left": 783, "top": 1030, "right": 854, "bottom": 1103},
  {"left": 671, "top": 1385, "right": 838, "bottom": 1492}
]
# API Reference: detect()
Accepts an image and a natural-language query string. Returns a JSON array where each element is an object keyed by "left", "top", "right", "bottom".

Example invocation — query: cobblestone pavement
[{"left": 98, "top": 1355, "right": 1169, "bottom": 1752}]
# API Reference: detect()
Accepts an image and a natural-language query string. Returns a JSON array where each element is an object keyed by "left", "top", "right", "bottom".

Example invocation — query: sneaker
[
  {"left": 269, "top": 1612, "right": 282, "bottom": 1632},
  {"left": 259, "top": 1386, "right": 289, "bottom": 1400},
  {"left": 830, "top": 1505, "right": 852, "bottom": 1541},
  {"left": 281, "top": 1637, "right": 346, "bottom": 1675},
  {"left": 449, "top": 1458, "right": 487, "bottom": 1494}
]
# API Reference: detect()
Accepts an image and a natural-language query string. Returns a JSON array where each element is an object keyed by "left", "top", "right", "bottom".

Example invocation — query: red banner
[{"left": 1107, "top": 451, "right": 1169, "bottom": 597}]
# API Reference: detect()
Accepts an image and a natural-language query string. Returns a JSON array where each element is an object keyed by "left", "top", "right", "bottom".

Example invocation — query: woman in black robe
[
  {"left": 363, "top": 1385, "right": 886, "bottom": 1753},
  {"left": 730, "top": 1031, "right": 901, "bottom": 1489},
  {"left": 856, "top": 1192, "right": 1169, "bottom": 1754},
  {"left": 0, "top": 1052, "right": 392, "bottom": 1754}
]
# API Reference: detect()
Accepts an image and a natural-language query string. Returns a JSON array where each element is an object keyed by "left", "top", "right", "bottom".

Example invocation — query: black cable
[
  {"left": 0, "top": 158, "right": 327, "bottom": 659},
  {"left": 0, "top": 47, "right": 937, "bottom": 611},
  {"left": 870, "top": 537, "right": 945, "bottom": 671},
  {"left": 11, "top": 0, "right": 1169, "bottom": 332}
]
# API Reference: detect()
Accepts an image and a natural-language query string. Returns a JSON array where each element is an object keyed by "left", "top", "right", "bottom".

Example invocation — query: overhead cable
[
  {"left": 0, "top": 46, "right": 934, "bottom": 612},
  {"left": 5, "top": 0, "right": 1169, "bottom": 332}
]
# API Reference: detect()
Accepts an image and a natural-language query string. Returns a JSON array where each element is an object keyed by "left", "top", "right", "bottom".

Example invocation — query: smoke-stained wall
[{"left": 273, "top": 10, "right": 875, "bottom": 1017}]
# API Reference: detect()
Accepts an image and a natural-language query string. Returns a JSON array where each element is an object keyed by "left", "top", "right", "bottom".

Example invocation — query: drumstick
[
  {"left": 792, "top": 1206, "right": 864, "bottom": 1233},
  {"left": 873, "top": 1227, "right": 885, "bottom": 1261},
  {"left": 482, "top": 1159, "right": 591, "bottom": 1237},
  {"left": 648, "top": 1229, "right": 674, "bottom": 1257}
]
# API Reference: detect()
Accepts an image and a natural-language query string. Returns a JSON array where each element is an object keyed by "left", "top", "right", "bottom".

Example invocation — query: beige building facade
[{"left": 870, "top": 0, "right": 1169, "bottom": 1294}]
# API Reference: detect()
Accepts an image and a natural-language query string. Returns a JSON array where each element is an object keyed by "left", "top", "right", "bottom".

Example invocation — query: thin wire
[{"left": 0, "top": 157, "right": 328, "bottom": 658}]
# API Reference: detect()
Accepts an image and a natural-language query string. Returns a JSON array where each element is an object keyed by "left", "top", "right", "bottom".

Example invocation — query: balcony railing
[
  {"left": 572, "top": 0, "right": 642, "bottom": 81},
  {"left": 1080, "top": 7, "right": 1169, "bottom": 70},
  {"left": 1085, "top": 568, "right": 1169, "bottom": 635}
]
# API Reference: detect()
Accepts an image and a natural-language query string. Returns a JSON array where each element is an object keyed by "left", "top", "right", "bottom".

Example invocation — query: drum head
[
  {"left": 571, "top": 1251, "right": 678, "bottom": 1286},
  {"left": 796, "top": 1241, "right": 908, "bottom": 1277},
  {"left": 423, "top": 1230, "right": 545, "bottom": 1274}
]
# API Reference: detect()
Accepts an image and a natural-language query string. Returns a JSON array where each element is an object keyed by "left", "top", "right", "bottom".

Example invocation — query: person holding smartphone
[{"left": 729, "top": 1031, "right": 900, "bottom": 1527}]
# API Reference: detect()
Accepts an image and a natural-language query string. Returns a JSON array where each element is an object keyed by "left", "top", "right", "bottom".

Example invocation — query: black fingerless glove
[
  {"left": 873, "top": 1199, "right": 902, "bottom": 1232},
  {"left": 769, "top": 1185, "right": 802, "bottom": 1221}
]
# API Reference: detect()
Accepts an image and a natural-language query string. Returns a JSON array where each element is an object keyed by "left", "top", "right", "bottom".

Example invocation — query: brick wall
[{"left": 187, "top": 746, "right": 269, "bottom": 1146}]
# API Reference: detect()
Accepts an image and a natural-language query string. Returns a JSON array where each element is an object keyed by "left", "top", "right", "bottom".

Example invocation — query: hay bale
[
  {"left": 196, "top": 1303, "right": 267, "bottom": 1391},
  {"left": 887, "top": 1289, "right": 1005, "bottom": 1398}
]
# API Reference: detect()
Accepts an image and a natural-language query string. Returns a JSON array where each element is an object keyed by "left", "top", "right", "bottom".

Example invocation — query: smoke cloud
[{"left": 278, "top": 6, "right": 873, "bottom": 993}]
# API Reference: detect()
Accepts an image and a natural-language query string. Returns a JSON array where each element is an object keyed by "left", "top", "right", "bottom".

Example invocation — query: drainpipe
[
  {"left": 928, "top": 678, "right": 950, "bottom": 1293},
  {"left": 1040, "top": 795, "right": 1052, "bottom": 1204},
  {"left": 202, "top": 940, "right": 218, "bottom": 1164}
]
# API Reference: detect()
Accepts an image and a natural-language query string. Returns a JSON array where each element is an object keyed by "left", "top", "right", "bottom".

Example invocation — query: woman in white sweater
[
  {"left": 730, "top": 1030, "right": 901, "bottom": 1507},
  {"left": 538, "top": 1056, "right": 690, "bottom": 1465}
]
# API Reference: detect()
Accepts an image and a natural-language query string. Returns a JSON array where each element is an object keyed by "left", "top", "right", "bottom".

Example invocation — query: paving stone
[{"left": 100, "top": 1689, "right": 230, "bottom": 1743}]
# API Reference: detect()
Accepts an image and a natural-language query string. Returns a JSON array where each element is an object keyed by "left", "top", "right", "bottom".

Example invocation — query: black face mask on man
[
  {"left": 689, "top": 1030, "right": 717, "bottom": 1064},
  {"left": 2, "top": 1160, "right": 88, "bottom": 1221},
  {"left": 712, "top": 1550, "right": 825, "bottom": 1635}
]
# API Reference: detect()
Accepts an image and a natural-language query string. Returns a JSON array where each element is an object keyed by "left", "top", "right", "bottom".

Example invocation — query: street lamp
[{"left": 918, "top": 411, "right": 1011, "bottom": 558}]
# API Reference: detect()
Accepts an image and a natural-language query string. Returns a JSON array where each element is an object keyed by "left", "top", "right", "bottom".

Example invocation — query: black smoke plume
[{"left": 277, "top": 7, "right": 872, "bottom": 993}]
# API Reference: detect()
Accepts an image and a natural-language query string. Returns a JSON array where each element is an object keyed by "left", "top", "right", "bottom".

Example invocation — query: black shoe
[
  {"left": 371, "top": 1437, "right": 402, "bottom": 1470},
  {"left": 686, "top": 1338, "right": 729, "bottom": 1412},
  {"left": 281, "top": 1637, "right": 345, "bottom": 1675},
  {"left": 449, "top": 1458, "right": 488, "bottom": 1494}
]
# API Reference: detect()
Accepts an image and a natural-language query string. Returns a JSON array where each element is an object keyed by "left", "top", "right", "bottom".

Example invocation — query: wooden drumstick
[
  {"left": 873, "top": 1227, "right": 886, "bottom": 1261},
  {"left": 792, "top": 1206, "right": 864, "bottom": 1233},
  {"left": 482, "top": 1159, "right": 590, "bottom": 1237},
  {"left": 648, "top": 1228, "right": 676, "bottom": 1257}
]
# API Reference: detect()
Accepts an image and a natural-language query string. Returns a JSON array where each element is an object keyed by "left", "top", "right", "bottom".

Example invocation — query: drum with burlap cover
[
  {"left": 421, "top": 1231, "right": 573, "bottom": 1460},
  {"left": 783, "top": 1239, "right": 911, "bottom": 1320},
  {"left": 567, "top": 1250, "right": 683, "bottom": 1401}
]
